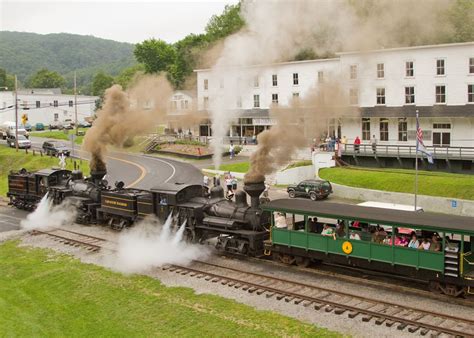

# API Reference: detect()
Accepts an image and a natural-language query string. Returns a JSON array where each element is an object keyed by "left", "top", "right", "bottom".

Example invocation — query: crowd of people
[
  {"left": 203, "top": 172, "right": 238, "bottom": 199},
  {"left": 314, "top": 134, "right": 379, "bottom": 156},
  {"left": 274, "top": 213, "right": 442, "bottom": 252}
]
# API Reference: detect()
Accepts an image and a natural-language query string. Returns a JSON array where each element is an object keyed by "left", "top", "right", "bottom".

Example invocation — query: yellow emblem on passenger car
[{"left": 342, "top": 241, "right": 353, "bottom": 254}]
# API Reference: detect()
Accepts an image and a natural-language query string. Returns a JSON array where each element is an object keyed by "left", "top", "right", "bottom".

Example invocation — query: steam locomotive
[{"left": 7, "top": 167, "right": 270, "bottom": 256}]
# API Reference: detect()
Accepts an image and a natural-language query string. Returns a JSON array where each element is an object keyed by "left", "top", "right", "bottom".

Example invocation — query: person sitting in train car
[
  {"left": 430, "top": 235, "right": 441, "bottom": 252},
  {"left": 418, "top": 238, "right": 431, "bottom": 251},
  {"left": 395, "top": 235, "right": 409, "bottom": 247},
  {"left": 408, "top": 233, "right": 420, "bottom": 249},
  {"left": 349, "top": 231, "right": 361, "bottom": 240},
  {"left": 351, "top": 220, "right": 360, "bottom": 228},
  {"left": 321, "top": 224, "right": 334, "bottom": 237},
  {"left": 333, "top": 223, "right": 345, "bottom": 239},
  {"left": 307, "top": 217, "right": 317, "bottom": 233},
  {"left": 274, "top": 212, "right": 287, "bottom": 229},
  {"left": 372, "top": 226, "right": 387, "bottom": 243}
]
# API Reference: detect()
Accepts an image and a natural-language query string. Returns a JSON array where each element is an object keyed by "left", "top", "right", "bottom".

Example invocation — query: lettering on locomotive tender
[{"left": 104, "top": 199, "right": 128, "bottom": 207}]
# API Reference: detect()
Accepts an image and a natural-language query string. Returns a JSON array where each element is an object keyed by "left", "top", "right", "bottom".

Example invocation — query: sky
[{"left": 0, "top": 0, "right": 239, "bottom": 44}]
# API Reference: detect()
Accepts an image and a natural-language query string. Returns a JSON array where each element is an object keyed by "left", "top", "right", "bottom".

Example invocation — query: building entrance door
[{"left": 433, "top": 132, "right": 450, "bottom": 147}]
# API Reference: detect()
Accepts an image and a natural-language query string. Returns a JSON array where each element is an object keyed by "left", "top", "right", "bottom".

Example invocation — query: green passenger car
[{"left": 262, "top": 199, "right": 474, "bottom": 297}]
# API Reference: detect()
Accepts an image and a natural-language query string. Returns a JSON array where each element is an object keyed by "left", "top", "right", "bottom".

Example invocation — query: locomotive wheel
[
  {"left": 428, "top": 280, "right": 442, "bottom": 294},
  {"left": 279, "top": 254, "right": 296, "bottom": 265},
  {"left": 295, "top": 256, "right": 310, "bottom": 268}
]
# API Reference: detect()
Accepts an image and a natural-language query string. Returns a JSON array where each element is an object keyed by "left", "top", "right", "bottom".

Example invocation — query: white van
[{"left": 0, "top": 122, "right": 29, "bottom": 139}]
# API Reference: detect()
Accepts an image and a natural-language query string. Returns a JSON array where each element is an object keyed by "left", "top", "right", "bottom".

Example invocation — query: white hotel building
[
  {"left": 0, "top": 88, "right": 98, "bottom": 127},
  {"left": 195, "top": 42, "right": 474, "bottom": 148}
]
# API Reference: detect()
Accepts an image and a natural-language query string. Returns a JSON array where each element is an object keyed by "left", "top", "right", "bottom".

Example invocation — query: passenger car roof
[{"left": 262, "top": 199, "right": 474, "bottom": 234}]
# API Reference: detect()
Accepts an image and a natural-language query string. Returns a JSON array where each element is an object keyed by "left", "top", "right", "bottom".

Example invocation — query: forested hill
[{"left": 0, "top": 31, "right": 136, "bottom": 85}]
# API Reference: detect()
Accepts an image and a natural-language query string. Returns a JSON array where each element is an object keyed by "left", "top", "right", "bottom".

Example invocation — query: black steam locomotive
[{"left": 7, "top": 168, "right": 270, "bottom": 256}]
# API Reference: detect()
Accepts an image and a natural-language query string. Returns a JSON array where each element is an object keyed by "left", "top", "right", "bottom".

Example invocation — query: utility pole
[
  {"left": 73, "top": 71, "right": 77, "bottom": 157},
  {"left": 414, "top": 109, "right": 419, "bottom": 211},
  {"left": 14, "top": 75, "right": 18, "bottom": 152}
]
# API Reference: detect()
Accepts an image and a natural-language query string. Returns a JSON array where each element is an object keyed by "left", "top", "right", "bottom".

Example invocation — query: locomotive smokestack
[
  {"left": 243, "top": 181, "right": 265, "bottom": 209},
  {"left": 90, "top": 169, "right": 106, "bottom": 185}
]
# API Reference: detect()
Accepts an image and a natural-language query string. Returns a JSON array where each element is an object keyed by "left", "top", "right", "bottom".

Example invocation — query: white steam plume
[
  {"left": 21, "top": 193, "right": 77, "bottom": 230},
  {"left": 107, "top": 215, "right": 208, "bottom": 274}
]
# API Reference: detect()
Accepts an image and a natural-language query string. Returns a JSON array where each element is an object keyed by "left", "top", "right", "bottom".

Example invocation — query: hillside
[{"left": 0, "top": 31, "right": 136, "bottom": 87}]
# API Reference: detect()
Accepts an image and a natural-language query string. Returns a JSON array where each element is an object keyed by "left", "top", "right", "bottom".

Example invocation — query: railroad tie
[
  {"left": 226, "top": 281, "right": 235, "bottom": 287},
  {"left": 196, "top": 274, "right": 204, "bottom": 278},
  {"left": 180, "top": 271, "right": 190, "bottom": 275},
  {"left": 419, "top": 327, "right": 429, "bottom": 336},
  {"left": 334, "top": 308, "right": 346, "bottom": 315},
  {"left": 302, "top": 301, "right": 313, "bottom": 307},
  {"left": 384, "top": 320, "right": 395, "bottom": 327},
  {"left": 220, "top": 280, "right": 229, "bottom": 285},
  {"left": 204, "top": 276, "right": 213, "bottom": 281},
  {"left": 233, "top": 283, "right": 242, "bottom": 288},
  {"left": 284, "top": 296, "right": 295, "bottom": 303},
  {"left": 247, "top": 287, "right": 258, "bottom": 293},
  {"left": 396, "top": 322, "right": 408, "bottom": 330},
  {"left": 242, "top": 285, "right": 251, "bottom": 291},
  {"left": 276, "top": 294, "right": 285, "bottom": 300},
  {"left": 211, "top": 277, "right": 220, "bottom": 283},
  {"left": 174, "top": 269, "right": 183, "bottom": 274},
  {"left": 313, "top": 302, "right": 324, "bottom": 310},
  {"left": 265, "top": 292, "right": 275, "bottom": 298},
  {"left": 188, "top": 272, "right": 197, "bottom": 276},
  {"left": 324, "top": 306, "right": 334, "bottom": 313},
  {"left": 256, "top": 289, "right": 265, "bottom": 295},
  {"left": 361, "top": 314, "right": 373, "bottom": 322},
  {"left": 348, "top": 311, "right": 359, "bottom": 319},
  {"left": 407, "top": 326, "right": 420, "bottom": 333},
  {"left": 293, "top": 298, "right": 304, "bottom": 305},
  {"left": 375, "top": 317, "right": 385, "bottom": 325}
]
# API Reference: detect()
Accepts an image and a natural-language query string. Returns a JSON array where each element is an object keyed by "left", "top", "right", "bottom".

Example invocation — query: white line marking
[{"left": 124, "top": 153, "right": 176, "bottom": 183}]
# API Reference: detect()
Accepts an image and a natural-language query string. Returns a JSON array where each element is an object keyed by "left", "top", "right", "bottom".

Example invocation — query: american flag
[{"left": 416, "top": 112, "right": 434, "bottom": 164}]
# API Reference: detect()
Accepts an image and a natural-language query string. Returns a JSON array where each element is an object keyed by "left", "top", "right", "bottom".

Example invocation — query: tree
[
  {"left": 28, "top": 68, "right": 65, "bottom": 88},
  {"left": 205, "top": 3, "right": 245, "bottom": 40},
  {"left": 91, "top": 71, "right": 114, "bottom": 97},
  {"left": 115, "top": 64, "right": 145, "bottom": 89},
  {"left": 134, "top": 39, "right": 176, "bottom": 74},
  {"left": 448, "top": 0, "right": 474, "bottom": 42}
]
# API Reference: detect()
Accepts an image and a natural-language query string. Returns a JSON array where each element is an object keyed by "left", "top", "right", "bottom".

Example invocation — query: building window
[
  {"left": 254, "top": 76, "right": 259, "bottom": 88},
  {"left": 35, "top": 101, "right": 40, "bottom": 108},
  {"left": 435, "top": 85, "right": 446, "bottom": 103},
  {"left": 318, "top": 71, "right": 324, "bottom": 83},
  {"left": 292, "top": 93, "right": 300, "bottom": 102},
  {"left": 272, "top": 74, "right": 278, "bottom": 86},
  {"left": 376, "top": 88, "right": 385, "bottom": 105},
  {"left": 54, "top": 113, "right": 58, "bottom": 122},
  {"left": 203, "top": 97, "right": 209, "bottom": 109},
  {"left": 350, "top": 65, "right": 357, "bottom": 79},
  {"left": 470, "top": 58, "right": 474, "bottom": 74},
  {"left": 271, "top": 93, "right": 278, "bottom": 105},
  {"left": 468, "top": 84, "right": 474, "bottom": 103},
  {"left": 380, "top": 118, "right": 389, "bottom": 141},
  {"left": 377, "top": 63, "right": 384, "bottom": 78},
  {"left": 293, "top": 73, "right": 299, "bottom": 85},
  {"left": 362, "top": 118, "right": 370, "bottom": 141},
  {"left": 253, "top": 94, "right": 260, "bottom": 108},
  {"left": 53, "top": 100, "right": 58, "bottom": 107},
  {"left": 398, "top": 118, "right": 407, "bottom": 141},
  {"left": 349, "top": 88, "right": 358, "bottom": 105},
  {"left": 236, "top": 96, "right": 242, "bottom": 108},
  {"left": 204, "top": 79, "right": 208, "bottom": 90},
  {"left": 433, "top": 123, "right": 451, "bottom": 129},
  {"left": 405, "top": 86, "right": 415, "bottom": 104},
  {"left": 436, "top": 59, "right": 445, "bottom": 75},
  {"left": 184, "top": 100, "right": 189, "bottom": 109},
  {"left": 405, "top": 61, "right": 414, "bottom": 77},
  {"left": 68, "top": 100, "right": 73, "bottom": 107}
]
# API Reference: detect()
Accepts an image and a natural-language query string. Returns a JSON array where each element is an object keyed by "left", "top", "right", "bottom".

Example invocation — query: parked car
[
  {"left": 24, "top": 123, "right": 32, "bottom": 131},
  {"left": 7, "top": 134, "right": 32, "bottom": 149},
  {"left": 287, "top": 179, "right": 333, "bottom": 201},
  {"left": 78, "top": 121, "right": 91, "bottom": 128},
  {"left": 0, "top": 122, "right": 29, "bottom": 139},
  {"left": 59, "top": 122, "right": 73, "bottom": 130},
  {"left": 35, "top": 123, "right": 45, "bottom": 131},
  {"left": 42, "top": 140, "right": 70, "bottom": 157}
]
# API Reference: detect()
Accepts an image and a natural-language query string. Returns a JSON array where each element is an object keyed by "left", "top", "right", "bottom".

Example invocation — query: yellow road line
[{"left": 107, "top": 155, "right": 147, "bottom": 188}]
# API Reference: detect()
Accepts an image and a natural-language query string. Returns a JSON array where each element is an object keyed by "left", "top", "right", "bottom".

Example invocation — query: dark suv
[
  {"left": 287, "top": 179, "right": 332, "bottom": 201},
  {"left": 42, "top": 140, "right": 70, "bottom": 157}
]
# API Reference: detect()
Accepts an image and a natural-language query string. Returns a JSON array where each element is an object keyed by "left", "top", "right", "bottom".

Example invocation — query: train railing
[{"left": 341, "top": 144, "right": 474, "bottom": 160}]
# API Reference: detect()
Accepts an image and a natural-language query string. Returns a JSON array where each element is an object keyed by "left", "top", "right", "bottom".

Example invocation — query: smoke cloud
[
  {"left": 106, "top": 214, "right": 209, "bottom": 274},
  {"left": 83, "top": 74, "right": 172, "bottom": 171},
  {"left": 21, "top": 194, "right": 77, "bottom": 230},
  {"left": 209, "top": 0, "right": 454, "bottom": 172}
]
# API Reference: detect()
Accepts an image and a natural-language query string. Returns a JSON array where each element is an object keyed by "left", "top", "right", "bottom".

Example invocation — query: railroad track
[
  {"left": 29, "top": 228, "right": 474, "bottom": 336},
  {"left": 164, "top": 261, "right": 474, "bottom": 337},
  {"left": 30, "top": 228, "right": 110, "bottom": 252}
]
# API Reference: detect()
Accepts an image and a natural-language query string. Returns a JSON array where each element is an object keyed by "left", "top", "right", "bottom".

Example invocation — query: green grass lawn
[
  {"left": 30, "top": 128, "right": 88, "bottom": 145},
  {"left": 0, "top": 145, "right": 90, "bottom": 197},
  {"left": 319, "top": 167, "right": 474, "bottom": 200},
  {"left": 214, "top": 161, "right": 250, "bottom": 173},
  {"left": 0, "top": 241, "right": 338, "bottom": 337}
]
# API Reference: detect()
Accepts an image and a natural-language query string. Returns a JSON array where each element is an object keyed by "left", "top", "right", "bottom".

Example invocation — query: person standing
[
  {"left": 354, "top": 136, "right": 361, "bottom": 153},
  {"left": 371, "top": 134, "right": 377, "bottom": 154},
  {"left": 203, "top": 175, "right": 209, "bottom": 187},
  {"left": 229, "top": 141, "right": 235, "bottom": 159}
]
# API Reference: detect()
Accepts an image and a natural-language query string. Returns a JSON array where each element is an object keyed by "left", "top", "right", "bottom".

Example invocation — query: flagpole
[{"left": 414, "top": 110, "right": 419, "bottom": 211}]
